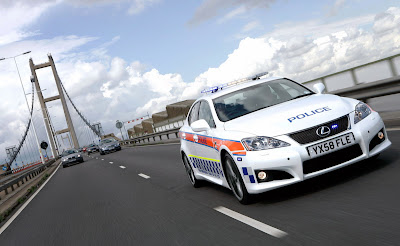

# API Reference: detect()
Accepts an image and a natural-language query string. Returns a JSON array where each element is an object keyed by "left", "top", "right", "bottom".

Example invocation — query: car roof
[{"left": 197, "top": 76, "right": 284, "bottom": 102}]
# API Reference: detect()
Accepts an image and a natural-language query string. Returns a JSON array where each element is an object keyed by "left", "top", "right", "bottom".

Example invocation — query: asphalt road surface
[{"left": 0, "top": 131, "right": 399, "bottom": 246}]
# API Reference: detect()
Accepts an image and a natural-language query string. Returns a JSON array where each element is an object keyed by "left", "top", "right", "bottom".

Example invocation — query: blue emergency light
[{"left": 201, "top": 72, "right": 268, "bottom": 94}]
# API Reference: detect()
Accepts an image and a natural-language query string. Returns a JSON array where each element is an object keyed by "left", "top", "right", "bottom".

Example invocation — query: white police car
[{"left": 179, "top": 73, "right": 391, "bottom": 204}]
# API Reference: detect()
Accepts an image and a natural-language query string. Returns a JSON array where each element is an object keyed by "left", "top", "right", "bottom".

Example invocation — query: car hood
[
  {"left": 63, "top": 153, "right": 80, "bottom": 159},
  {"left": 223, "top": 94, "right": 355, "bottom": 137}
]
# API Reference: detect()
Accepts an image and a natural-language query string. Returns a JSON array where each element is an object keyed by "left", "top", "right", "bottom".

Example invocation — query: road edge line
[{"left": 0, "top": 162, "right": 61, "bottom": 235}]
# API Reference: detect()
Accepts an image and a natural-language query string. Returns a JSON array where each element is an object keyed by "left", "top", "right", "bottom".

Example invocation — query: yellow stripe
[{"left": 188, "top": 155, "right": 220, "bottom": 162}]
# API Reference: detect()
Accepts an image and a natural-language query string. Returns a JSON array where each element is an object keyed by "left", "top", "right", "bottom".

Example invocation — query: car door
[
  {"left": 191, "top": 100, "right": 224, "bottom": 180},
  {"left": 182, "top": 101, "right": 200, "bottom": 158}
]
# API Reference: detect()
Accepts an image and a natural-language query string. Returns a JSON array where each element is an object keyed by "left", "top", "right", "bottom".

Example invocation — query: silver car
[
  {"left": 61, "top": 149, "right": 84, "bottom": 168},
  {"left": 99, "top": 138, "right": 121, "bottom": 155}
]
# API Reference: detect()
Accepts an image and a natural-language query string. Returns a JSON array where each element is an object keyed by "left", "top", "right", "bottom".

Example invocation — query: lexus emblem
[{"left": 316, "top": 126, "right": 331, "bottom": 137}]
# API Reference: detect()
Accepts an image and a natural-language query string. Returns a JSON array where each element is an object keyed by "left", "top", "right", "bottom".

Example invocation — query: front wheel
[
  {"left": 182, "top": 154, "right": 201, "bottom": 188},
  {"left": 224, "top": 153, "right": 251, "bottom": 204}
]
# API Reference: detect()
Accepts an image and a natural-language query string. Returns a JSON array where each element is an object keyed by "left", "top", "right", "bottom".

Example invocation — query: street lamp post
[{"left": 0, "top": 51, "right": 45, "bottom": 165}]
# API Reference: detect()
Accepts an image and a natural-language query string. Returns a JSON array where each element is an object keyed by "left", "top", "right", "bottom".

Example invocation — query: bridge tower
[{"left": 29, "top": 54, "right": 79, "bottom": 157}]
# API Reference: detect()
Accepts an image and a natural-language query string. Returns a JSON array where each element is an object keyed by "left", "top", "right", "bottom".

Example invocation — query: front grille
[
  {"left": 369, "top": 128, "right": 385, "bottom": 151},
  {"left": 289, "top": 115, "right": 349, "bottom": 144},
  {"left": 303, "top": 144, "right": 363, "bottom": 174}
]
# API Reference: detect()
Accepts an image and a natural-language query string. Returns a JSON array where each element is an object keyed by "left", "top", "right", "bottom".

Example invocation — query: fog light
[
  {"left": 378, "top": 132, "right": 384, "bottom": 139},
  {"left": 257, "top": 171, "right": 267, "bottom": 180}
]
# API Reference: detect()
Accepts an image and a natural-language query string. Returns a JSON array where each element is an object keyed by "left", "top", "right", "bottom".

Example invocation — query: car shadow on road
[{"left": 252, "top": 148, "right": 398, "bottom": 205}]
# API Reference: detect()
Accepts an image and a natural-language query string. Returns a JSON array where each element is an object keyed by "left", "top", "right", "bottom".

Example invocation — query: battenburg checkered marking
[
  {"left": 242, "top": 167, "right": 256, "bottom": 183},
  {"left": 189, "top": 157, "right": 224, "bottom": 178}
]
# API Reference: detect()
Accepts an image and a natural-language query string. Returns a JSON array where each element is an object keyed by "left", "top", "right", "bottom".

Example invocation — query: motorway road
[{"left": 0, "top": 131, "right": 399, "bottom": 245}]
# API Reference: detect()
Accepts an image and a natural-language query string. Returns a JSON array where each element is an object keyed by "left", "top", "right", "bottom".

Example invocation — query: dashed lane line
[
  {"left": 138, "top": 173, "right": 150, "bottom": 179},
  {"left": 214, "top": 206, "right": 288, "bottom": 238},
  {"left": 119, "top": 166, "right": 126, "bottom": 169},
  {"left": 101, "top": 159, "right": 104, "bottom": 161},
  {"left": 109, "top": 162, "right": 113, "bottom": 164}
]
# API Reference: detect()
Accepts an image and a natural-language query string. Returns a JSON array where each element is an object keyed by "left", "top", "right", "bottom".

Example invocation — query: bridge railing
[
  {"left": 0, "top": 160, "right": 55, "bottom": 200},
  {"left": 121, "top": 128, "right": 180, "bottom": 146},
  {"left": 302, "top": 53, "right": 400, "bottom": 91}
]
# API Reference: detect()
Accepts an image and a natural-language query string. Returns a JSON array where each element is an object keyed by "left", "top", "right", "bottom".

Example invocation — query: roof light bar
[{"left": 201, "top": 71, "right": 268, "bottom": 94}]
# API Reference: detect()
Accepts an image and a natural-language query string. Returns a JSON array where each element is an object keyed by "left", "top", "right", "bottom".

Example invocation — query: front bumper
[
  {"left": 237, "top": 112, "right": 391, "bottom": 194},
  {"left": 62, "top": 157, "right": 84, "bottom": 166},
  {"left": 101, "top": 145, "right": 121, "bottom": 153}
]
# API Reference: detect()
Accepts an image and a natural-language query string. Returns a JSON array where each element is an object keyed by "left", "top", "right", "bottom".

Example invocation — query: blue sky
[
  {"left": 0, "top": 0, "right": 400, "bottom": 163},
  {"left": 21, "top": 0, "right": 400, "bottom": 81}
]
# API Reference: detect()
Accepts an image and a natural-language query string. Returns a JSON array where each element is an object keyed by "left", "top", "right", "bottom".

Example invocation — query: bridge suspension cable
[{"left": 58, "top": 76, "right": 101, "bottom": 138}]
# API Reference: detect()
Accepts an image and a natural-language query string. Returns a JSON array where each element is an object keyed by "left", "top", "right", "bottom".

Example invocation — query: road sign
[
  {"left": 2, "top": 166, "right": 6, "bottom": 171},
  {"left": 40, "top": 141, "right": 48, "bottom": 150},
  {"left": 116, "top": 121, "right": 123, "bottom": 129}
]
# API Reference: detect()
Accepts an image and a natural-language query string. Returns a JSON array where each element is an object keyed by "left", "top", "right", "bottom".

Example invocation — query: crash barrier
[
  {"left": 303, "top": 53, "right": 399, "bottom": 90},
  {"left": 331, "top": 75, "right": 400, "bottom": 101},
  {"left": 0, "top": 160, "right": 55, "bottom": 200},
  {"left": 0, "top": 158, "right": 51, "bottom": 178},
  {"left": 120, "top": 128, "right": 179, "bottom": 146}
]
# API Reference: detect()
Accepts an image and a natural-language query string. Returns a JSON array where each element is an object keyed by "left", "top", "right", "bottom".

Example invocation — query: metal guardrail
[
  {"left": 303, "top": 53, "right": 399, "bottom": 87},
  {"left": 332, "top": 75, "right": 400, "bottom": 101},
  {"left": 121, "top": 128, "right": 180, "bottom": 146},
  {"left": 0, "top": 160, "right": 55, "bottom": 200}
]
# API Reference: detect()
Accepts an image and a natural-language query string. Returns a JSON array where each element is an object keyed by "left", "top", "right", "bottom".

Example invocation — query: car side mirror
[
  {"left": 191, "top": 119, "right": 211, "bottom": 132},
  {"left": 313, "top": 82, "right": 326, "bottom": 94}
]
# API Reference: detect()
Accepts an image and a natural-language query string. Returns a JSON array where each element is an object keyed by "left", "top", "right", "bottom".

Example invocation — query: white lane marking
[
  {"left": 96, "top": 157, "right": 98, "bottom": 159},
  {"left": 387, "top": 127, "right": 400, "bottom": 131},
  {"left": 119, "top": 166, "right": 126, "bottom": 169},
  {"left": 138, "top": 173, "right": 150, "bottom": 179},
  {"left": 101, "top": 159, "right": 104, "bottom": 161},
  {"left": 0, "top": 162, "right": 62, "bottom": 235},
  {"left": 214, "top": 206, "right": 288, "bottom": 238},
  {"left": 109, "top": 162, "right": 113, "bottom": 164}
]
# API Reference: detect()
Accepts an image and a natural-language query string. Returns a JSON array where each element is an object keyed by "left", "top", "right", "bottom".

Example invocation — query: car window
[
  {"left": 100, "top": 139, "right": 114, "bottom": 144},
  {"left": 198, "top": 101, "right": 216, "bottom": 128},
  {"left": 188, "top": 102, "right": 200, "bottom": 126},
  {"left": 213, "top": 78, "right": 313, "bottom": 122}
]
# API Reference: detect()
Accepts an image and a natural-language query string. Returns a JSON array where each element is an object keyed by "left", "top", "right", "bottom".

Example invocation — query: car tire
[
  {"left": 100, "top": 152, "right": 105, "bottom": 155},
  {"left": 182, "top": 153, "right": 201, "bottom": 188},
  {"left": 223, "top": 153, "right": 251, "bottom": 204}
]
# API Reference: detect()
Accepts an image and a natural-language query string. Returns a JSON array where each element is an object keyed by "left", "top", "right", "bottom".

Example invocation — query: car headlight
[
  {"left": 62, "top": 158, "right": 67, "bottom": 162},
  {"left": 354, "top": 102, "right": 371, "bottom": 124},
  {"left": 241, "top": 136, "right": 290, "bottom": 151},
  {"left": 77, "top": 155, "right": 81, "bottom": 157}
]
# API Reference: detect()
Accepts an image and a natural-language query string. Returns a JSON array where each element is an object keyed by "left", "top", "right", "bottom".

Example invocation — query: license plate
[{"left": 307, "top": 133, "right": 355, "bottom": 158}]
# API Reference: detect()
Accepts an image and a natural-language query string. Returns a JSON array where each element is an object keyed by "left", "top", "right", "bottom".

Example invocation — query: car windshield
[
  {"left": 212, "top": 78, "right": 314, "bottom": 122},
  {"left": 63, "top": 149, "right": 78, "bottom": 155},
  {"left": 100, "top": 139, "right": 115, "bottom": 144}
]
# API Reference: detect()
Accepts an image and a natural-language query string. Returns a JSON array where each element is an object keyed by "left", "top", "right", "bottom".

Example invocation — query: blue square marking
[
  {"left": 242, "top": 167, "right": 248, "bottom": 175},
  {"left": 249, "top": 175, "right": 255, "bottom": 183},
  {"left": 237, "top": 157, "right": 242, "bottom": 161}
]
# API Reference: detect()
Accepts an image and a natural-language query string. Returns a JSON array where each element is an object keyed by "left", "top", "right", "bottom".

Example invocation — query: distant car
[
  {"left": 61, "top": 149, "right": 84, "bottom": 168},
  {"left": 82, "top": 146, "right": 88, "bottom": 153},
  {"left": 87, "top": 144, "right": 99, "bottom": 154},
  {"left": 99, "top": 138, "right": 121, "bottom": 155}
]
